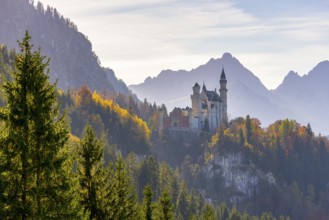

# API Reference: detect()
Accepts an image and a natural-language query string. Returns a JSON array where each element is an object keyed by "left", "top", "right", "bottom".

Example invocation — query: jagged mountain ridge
[
  {"left": 0, "top": 0, "right": 130, "bottom": 95},
  {"left": 274, "top": 61, "right": 329, "bottom": 134},
  {"left": 130, "top": 53, "right": 329, "bottom": 134},
  {"left": 130, "top": 53, "right": 292, "bottom": 127}
]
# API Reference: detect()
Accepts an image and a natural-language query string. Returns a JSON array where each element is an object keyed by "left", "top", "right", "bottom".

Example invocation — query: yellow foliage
[
  {"left": 204, "top": 152, "right": 214, "bottom": 164},
  {"left": 75, "top": 85, "right": 92, "bottom": 106},
  {"left": 211, "top": 132, "right": 219, "bottom": 147},
  {"left": 69, "top": 133, "right": 80, "bottom": 143},
  {"left": 223, "top": 128, "right": 234, "bottom": 138},
  {"left": 91, "top": 91, "right": 150, "bottom": 141},
  {"left": 57, "top": 89, "right": 64, "bottom": 96}
]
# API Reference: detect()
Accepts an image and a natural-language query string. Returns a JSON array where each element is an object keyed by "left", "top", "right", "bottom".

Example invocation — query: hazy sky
[{"left": 38, "top": 0, "right": 329, "bottom": 89}]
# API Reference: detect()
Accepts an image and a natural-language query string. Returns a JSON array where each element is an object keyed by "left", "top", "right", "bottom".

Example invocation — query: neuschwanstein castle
[{"left": 159, "top": 68, "right": 228, "bottom": 133}]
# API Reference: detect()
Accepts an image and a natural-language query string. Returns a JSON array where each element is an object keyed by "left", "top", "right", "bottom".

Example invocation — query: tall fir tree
[
  {"left": 142, "top": 185, "right": 155, "bottom": 220},
  {"left": 77, "top": 124, "right": 106, "bottom": 219},
  {"left": 217, "top": 203, "right": 230, "bottom": 220},
  {"left": 158, "top": 190, "right": 174, "bottom": 220},
  {"left": 138, "top": 155, "right": 159, "bottom": 199},
  {"left": 107, "top": 155, "right": 138, "bottom": 220},
  {"left": 200, "top": 204, "right": 215, "bottom": 220},
  {"left": 0, "top": 31, "right": 72, "bottom": 219},
  {"left": 176, "top": 180, "right": 190, "bottom": 220}
]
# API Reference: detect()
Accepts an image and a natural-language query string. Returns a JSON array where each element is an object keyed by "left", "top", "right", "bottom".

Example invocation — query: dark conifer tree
[
  {"left": 143, "top": 185, "right": 155, "bottom": 220},
  {"left": 158, "top": 190, "right": 174, "bottom": 220},
  {"left": 77, "top": 124, "right": 106, "bottom": 219},
  {"left": 107, "top": 155, "right": 138, "bottom": 220},
  {"left": 138, "top": 155, "right": 159, "bottom": 198},
  {"left": 217, "top": 203, "right": 230, "bottom": 220},
  {"left": 239, "top": 128, "right": 245, "bottom": 147},
  {"left": 245, "top": 115, "right": 252, "bottom": 145},
  {"left": 200, "top": 204, "right": 215, "bottom": 220},
  {"left": 0, "top": 31, "right": 73, "bottom": 219},
  {"left": 176, "top": 180, "right": 190, "bottom": 219}
]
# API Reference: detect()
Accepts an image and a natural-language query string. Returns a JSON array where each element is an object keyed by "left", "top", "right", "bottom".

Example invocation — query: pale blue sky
[{"left": 38, "top": 0, "right": 329, "bottom": 89}]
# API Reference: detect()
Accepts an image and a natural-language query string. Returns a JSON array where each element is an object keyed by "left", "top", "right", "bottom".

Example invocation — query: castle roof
[
  {"left": 204, "top": 89, "right": 220, "bottom": 102},
  {"left": 172, "top": 107, "right": 191, "bottom": 112},
  {"left": 193, "top": 82, "right": 200, "bottom": 88}
]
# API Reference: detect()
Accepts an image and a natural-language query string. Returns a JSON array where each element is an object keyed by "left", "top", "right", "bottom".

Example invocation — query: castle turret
[
  {"left": 220, "top": 68, "right": 228, "bottom": 122},
  {"left": 191, "top": 82, "right": 201, "bottom": 128},
  {"left": 191, "top": 82, "right": 200, "bottom": 117},
  {"left": 193, "top": 82, "right": 200, "bottom": 95}
]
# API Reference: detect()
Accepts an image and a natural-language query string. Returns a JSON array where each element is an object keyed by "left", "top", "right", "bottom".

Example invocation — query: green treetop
[
  {"left": 77, "top": 124, "right": 107, "bottom": 219},
  {"left": 0, "top": 31, "right": 72, "bottom": 219}
]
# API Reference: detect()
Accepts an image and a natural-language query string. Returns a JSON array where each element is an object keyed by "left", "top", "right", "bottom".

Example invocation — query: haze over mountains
[
  {"left": 1, "top": 0, "right": 328, "bottom": 135},
  {"left": 0, "top": 0, "right": 130, "bottom": 95},
  {"left": 274, "top": 61, "right": 329, "bottom": 134},
  {"left": 130, "top": 53, "right": 329, "bottom": 135}
]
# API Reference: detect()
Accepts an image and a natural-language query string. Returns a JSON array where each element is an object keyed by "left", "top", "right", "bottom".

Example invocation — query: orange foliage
[{"left": 75, "top": 84, "right": 92, "bottom": 106}]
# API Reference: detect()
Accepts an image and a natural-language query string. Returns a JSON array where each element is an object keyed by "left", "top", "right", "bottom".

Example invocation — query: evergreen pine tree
[
  {"left": 107, "top": 155, "right": 138, "bottom": 220},
  {"left": 230, "top": 207, "right": 241, "bottom": 220},
  {"left": 77, "top": 124, "right": 106, "bottom": 219},
  {"left": 200, "top": 204, "right": 215, "bottom": 220},
  {"left": 239, "top": 128, "right": 245, "bottom": 147},
  {"left": 143, "top": 185, "right": 155, "bottom": 220},
  {"left": 138, "top": 155, "right": 159, "bottom": 198},
  {"left": 217, "top": 203, "right": 230, "bottom": 220},
  {"left": 176, "top": 180, "right": 189, "bottom": 219},
  {"left": 158, "top": 190, "right": 174, "bottom": 220},
  {"left": 0, "top": 31, "right": 72, "bottom": 219}
]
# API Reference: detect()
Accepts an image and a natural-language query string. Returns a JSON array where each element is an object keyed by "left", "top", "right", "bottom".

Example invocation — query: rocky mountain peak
[
  {"left": 221, "top": 52, "right": 233, "bottom": 60},
  {"left": 307, "top": 60, "right": 329, "bottom": 79},
  {"left": 275, "top": 71, "right": 300, "bottom": 90}
]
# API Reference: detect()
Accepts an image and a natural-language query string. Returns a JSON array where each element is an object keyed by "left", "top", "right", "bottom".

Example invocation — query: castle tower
[
  {"left": 220, "top": 68, "right": 228, "bottom": 122},
  {"left": 191, "top": 82, "right": 201, "bottom": 128}
]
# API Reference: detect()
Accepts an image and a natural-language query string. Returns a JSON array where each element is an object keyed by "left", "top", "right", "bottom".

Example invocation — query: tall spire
[
  {"left": 220, "top": 67, "right": 226, "bottom": 81},
  {"left": 202, "top": 81, "right": 206, "bottom": 91},
  {"left": 219, "top": 67, "right": 228, "bottom": 123}
]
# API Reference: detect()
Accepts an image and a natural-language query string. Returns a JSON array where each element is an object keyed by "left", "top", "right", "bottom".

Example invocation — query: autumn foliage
[{"left": 61, "top": 85, "right": 151, "bottom": 155}]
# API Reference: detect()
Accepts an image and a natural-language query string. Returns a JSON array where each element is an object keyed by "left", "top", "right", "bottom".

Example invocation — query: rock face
[
  {"left": 0, "top": 0, "right": 130, "bottom": 95},
  {"left": 205, "top": 152, "right": 275, "bottom": 203},
  {"left": 104, "top": 68, "right": 131, "bottom": 95}
]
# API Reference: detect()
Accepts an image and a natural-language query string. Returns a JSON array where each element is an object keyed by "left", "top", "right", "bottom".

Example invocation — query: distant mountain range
[
  {"left": 1, "top": 0, "right": 328, "bottom": 135},
  {"left": 274, "top": 61, "right": 329, "bottom": 134},
  {"left": 130, "top": 53, "right": 329, "bottom": 135},
  {"left": 0, "top": 0, "right": 130, "bottom": 95}
]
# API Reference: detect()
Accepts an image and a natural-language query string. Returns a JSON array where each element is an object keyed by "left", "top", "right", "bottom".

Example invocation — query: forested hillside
[
  {"left": 0, "top": 32, "right": 294, "bottom": 219},
  {"left": 2, "top": 35, "right": 329, "bottom": 219},
  {"left": 59, "top": 86, "right": 151, "bottom": 156},
  {"left": 208, "top": 117, "right": 329, "bottom": 219},
  {"left": 0, "top": 0, "right": 132, "bottom": 95}
]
